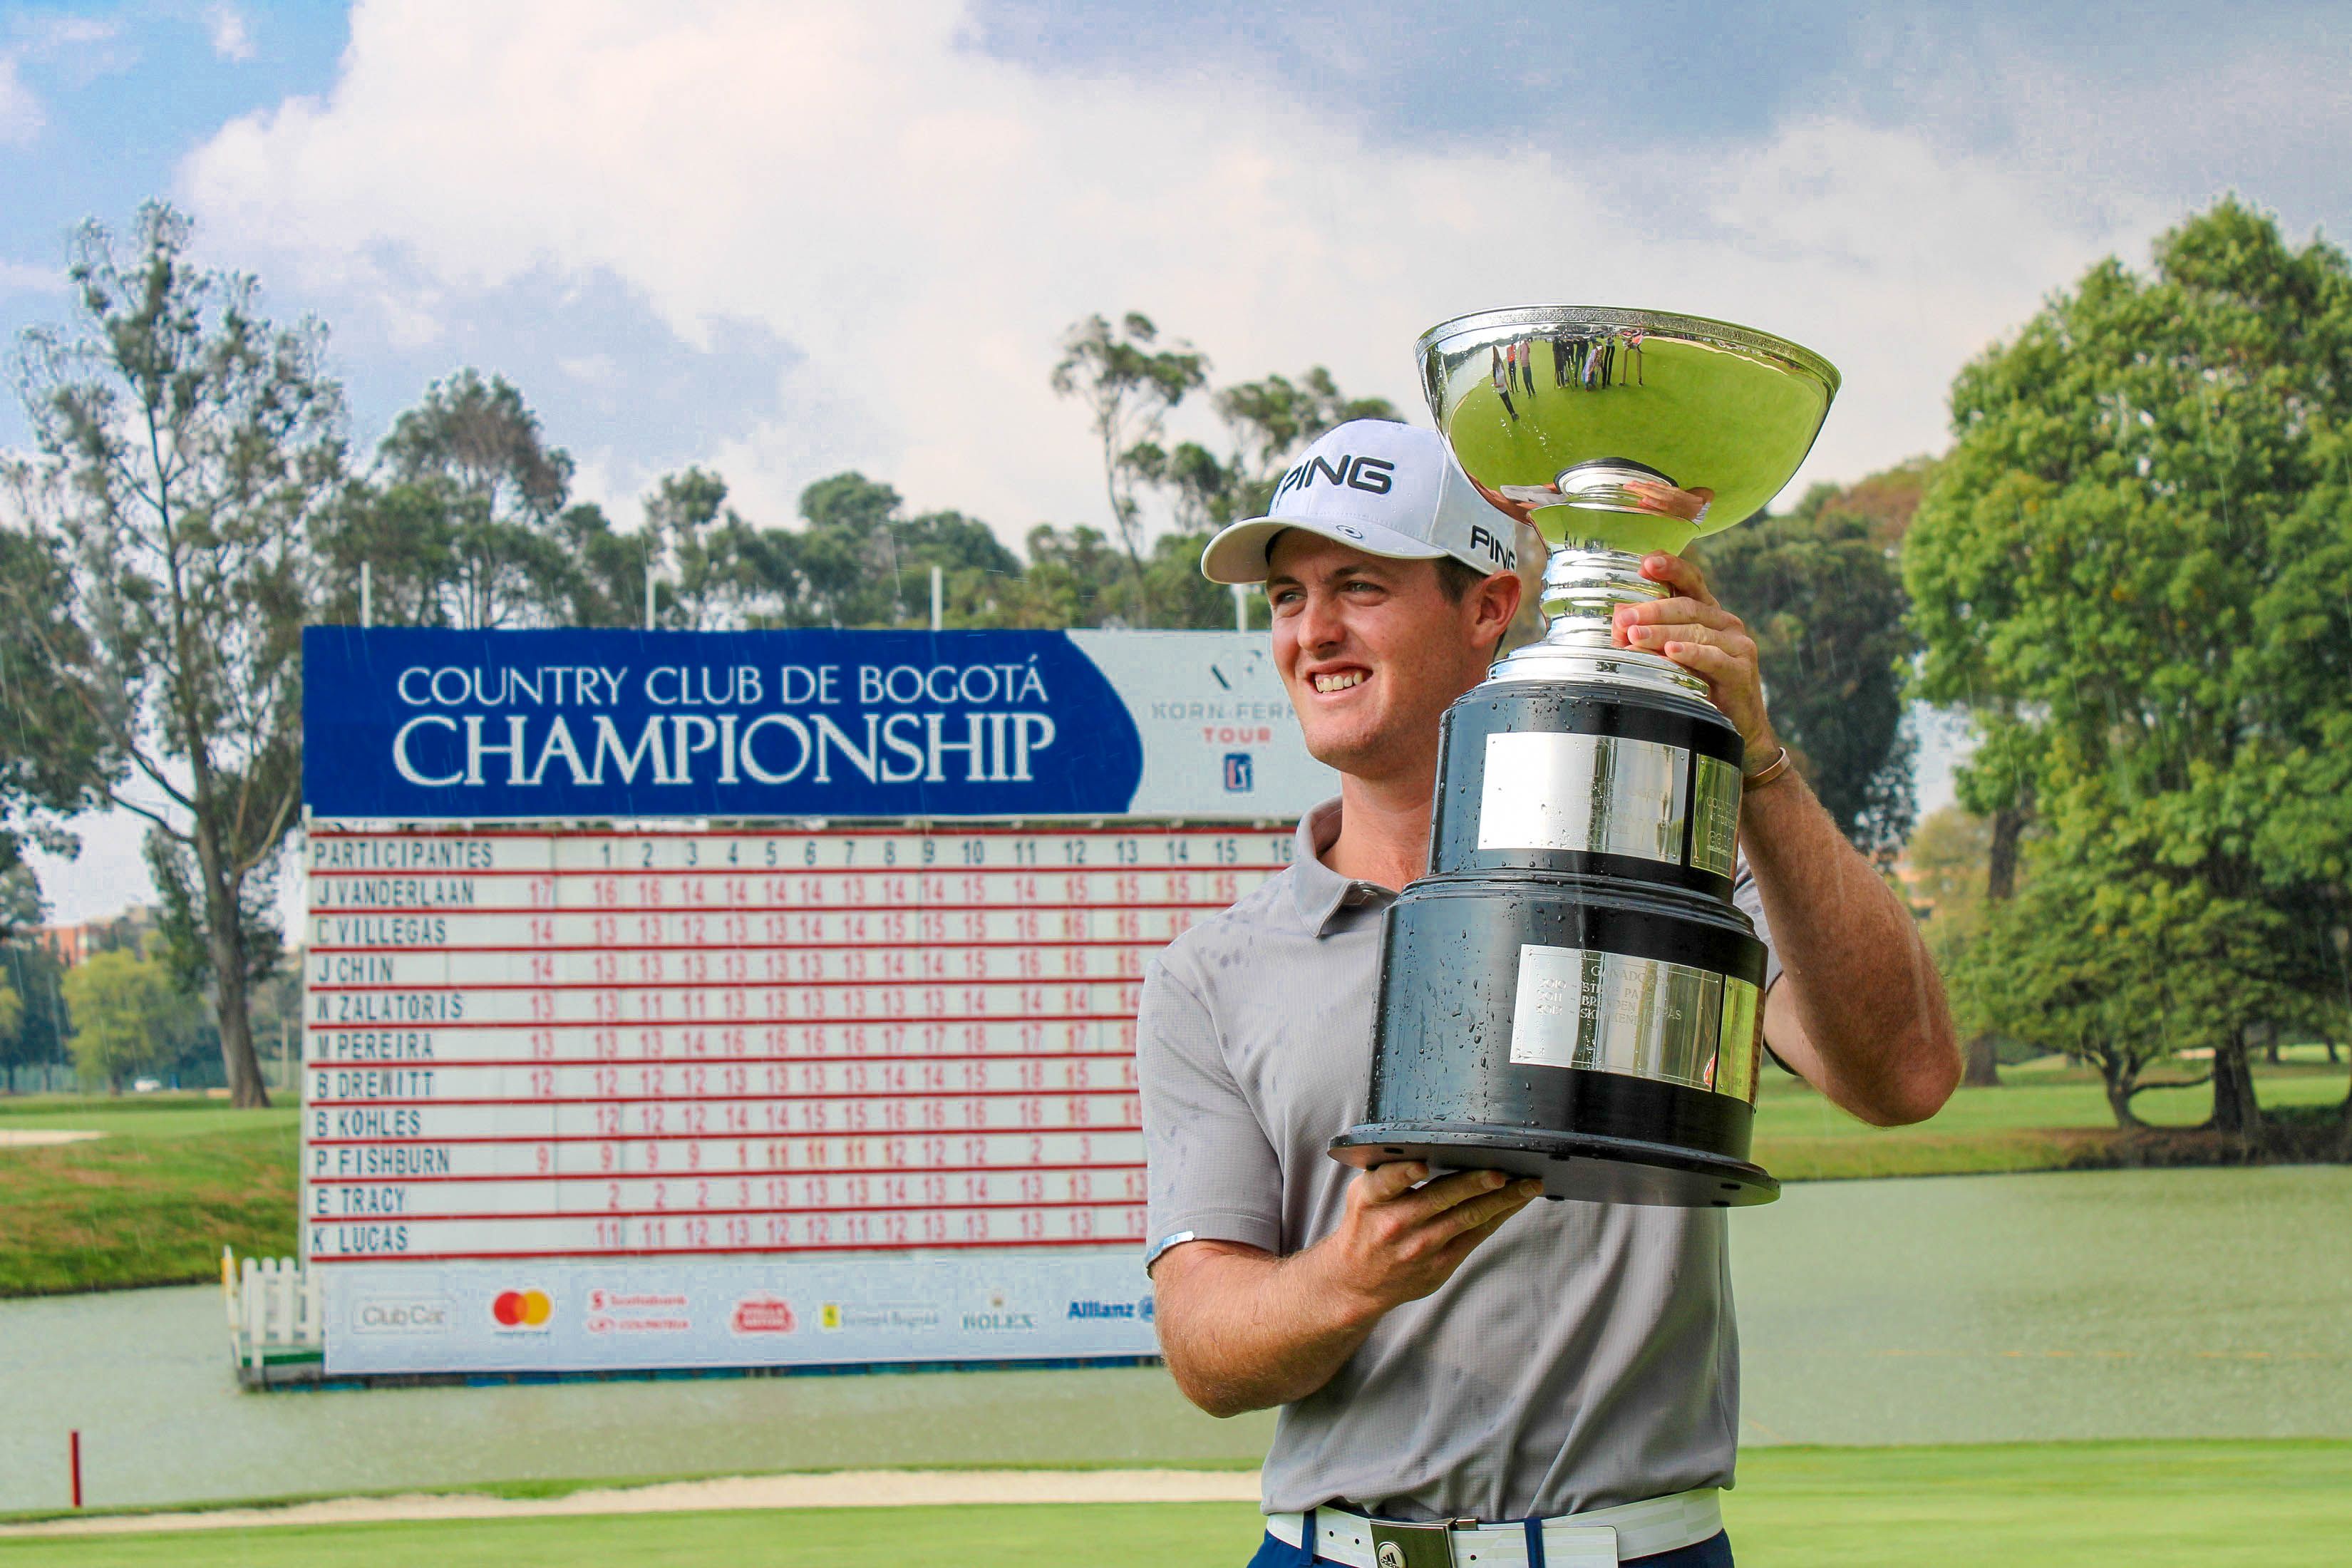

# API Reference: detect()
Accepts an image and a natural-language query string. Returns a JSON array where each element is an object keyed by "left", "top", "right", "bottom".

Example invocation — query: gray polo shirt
[{"left": 1138, "top": 798, "right": 1782, "bottom": 1522}]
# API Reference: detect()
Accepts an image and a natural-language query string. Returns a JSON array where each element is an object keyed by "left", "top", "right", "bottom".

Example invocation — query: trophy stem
[
  {"left": 1538, "top": 542, "right": 1669, "bottom": 648},
  {"left": 1486, "top": 538, "right": 1713, "bottom": 700}
]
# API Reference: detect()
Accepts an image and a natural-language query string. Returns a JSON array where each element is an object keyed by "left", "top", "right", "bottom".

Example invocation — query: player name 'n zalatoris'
[{"left": 316, "top": 992, "right": 466, "bottom": 1023}]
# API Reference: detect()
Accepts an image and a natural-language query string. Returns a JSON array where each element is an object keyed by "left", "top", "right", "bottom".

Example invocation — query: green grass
[
  {"left": 1750, "top": 1057, "right": 2347, "bottom": 1181},
  {"left": 0, "top": 1441, "right": 2342, "bottom": 1567},
  {"left": 0, "top": 1095, "right": 296, "bottom": 1295},
  {"left": 1, "top": 1061, "right": 2344, "bottom": 1296}
]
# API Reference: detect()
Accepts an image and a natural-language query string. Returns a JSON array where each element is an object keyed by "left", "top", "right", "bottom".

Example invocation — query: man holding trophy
[{"left": 1138, "top": 308, "right": 1961, "bottom": 1567}]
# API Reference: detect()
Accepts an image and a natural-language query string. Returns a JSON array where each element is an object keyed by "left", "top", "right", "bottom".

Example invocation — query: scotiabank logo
[
  {"left": 490, "top": 1288, "right": 553, "bottom": 1331},
  {"left": 731, "top": 1296, "right": 797, "bottom": 1334}
]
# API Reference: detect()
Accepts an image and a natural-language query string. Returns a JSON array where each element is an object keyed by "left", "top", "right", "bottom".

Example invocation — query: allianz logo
[{"left": 1066, "top": 1299, "right": 1155, "bottom": 1321}]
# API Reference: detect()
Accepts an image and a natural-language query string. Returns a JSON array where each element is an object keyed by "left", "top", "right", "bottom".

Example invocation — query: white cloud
[
  {"left": 0, "top": 54, "right": 42, "bottom": 145},
  {"left": 178, "top": 0, "right": 2170, "bottom": 545},
  {"left": 19, "top": 14, "right": 121, "bottom": 53},
  {"left": 208, "top": 3, "right": 256, "bottom": 63},
  {"left": 0, "top": 257, "right": 57, "bottom": 293}
]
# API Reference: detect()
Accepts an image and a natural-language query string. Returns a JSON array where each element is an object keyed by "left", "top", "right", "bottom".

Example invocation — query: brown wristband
[{"left": 1743, "top": 746, "right": 1795, "bottom": 790}]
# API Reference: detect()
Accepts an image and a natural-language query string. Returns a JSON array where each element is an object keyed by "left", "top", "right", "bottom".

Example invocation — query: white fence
[{"left": 222, "top": 1249, "right": 322, "bottom": 1376}]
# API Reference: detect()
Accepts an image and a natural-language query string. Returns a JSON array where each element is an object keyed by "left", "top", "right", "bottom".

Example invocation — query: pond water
[{"left": 3, "top": 1165, "right": 2346, "bottom": 1511}]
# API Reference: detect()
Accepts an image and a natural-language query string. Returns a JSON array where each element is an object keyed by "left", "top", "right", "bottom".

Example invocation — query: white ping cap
[{"left": 1199, "top": 419, "right": 1521, "bottom": 585}]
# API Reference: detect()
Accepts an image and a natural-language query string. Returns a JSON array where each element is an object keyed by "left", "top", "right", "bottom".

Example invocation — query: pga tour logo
[{"left": 1223, "top": 753, "right": 1253, "bottom": 793}]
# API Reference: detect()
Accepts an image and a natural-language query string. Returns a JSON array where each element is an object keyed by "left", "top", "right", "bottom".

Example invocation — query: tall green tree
[
  {"left": 374, "top": 368, "right": 576, "bottom": 627},
  {"left": 0, "top": 522, "right": 117, "bottom": 879},
  {"left": 1209, "top": 366, "right": 1403, "bottom": 524},
  {"left": 0, "top": 935, "right": 69, "bottom": 1071},
  {"left": 1956, "top": 802, "right": 2309, "bottom": 1127},
  {"left": 61, "top": 948, "right": 186, "bottom": 1091},
  {"left": 1905, "top": 197, "right": 2352, "bottom": 1135},
  {"left": 1051, "top": 312, "right": 1209, "bottom": 626},
  {"left": 1703, "top": 462, "right": 1928, "bottom": 864},
  {"left": 748, "top": 473, "right": 1022, "bottom": 629},
  {"left": 6, "top": 204, "right": 343, "bottom": 1107}
]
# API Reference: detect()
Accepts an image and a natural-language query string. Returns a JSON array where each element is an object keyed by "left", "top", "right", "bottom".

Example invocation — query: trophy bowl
[{"left": 1329, "top": 306, "right": 1837, "bottom": 1207}]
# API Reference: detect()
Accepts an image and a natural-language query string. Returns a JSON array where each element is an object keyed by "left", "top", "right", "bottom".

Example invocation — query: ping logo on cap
[
  {"left": 1468, "top": 523, "right": 1516, "bottom": 570},
  {"left": 1269, "top": 453, "right": 1396, "bottom": 505}
]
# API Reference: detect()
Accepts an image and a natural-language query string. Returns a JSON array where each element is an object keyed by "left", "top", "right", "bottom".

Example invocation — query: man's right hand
[
  {"left": 1150, "top": 1161, "right": 1542, "bottom": 1418},
  {"left": 1314, "top": 1162, "right": 1543, "bottom": 1315}
]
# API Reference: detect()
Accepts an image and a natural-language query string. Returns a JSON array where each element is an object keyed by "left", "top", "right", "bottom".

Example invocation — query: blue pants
[{"left": 1246, "top": 1514, "right": 1735, "bottom": 1567}]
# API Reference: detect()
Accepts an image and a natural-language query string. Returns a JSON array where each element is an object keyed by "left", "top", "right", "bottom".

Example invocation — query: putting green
[{"left": 1, "top": 1442, "right": 2343, "bottom": 1567}]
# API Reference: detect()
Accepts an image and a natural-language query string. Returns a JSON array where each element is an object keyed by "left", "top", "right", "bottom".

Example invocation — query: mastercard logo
[{"left": 491, "top": 1289, "right": 553, "bottom": 1329}]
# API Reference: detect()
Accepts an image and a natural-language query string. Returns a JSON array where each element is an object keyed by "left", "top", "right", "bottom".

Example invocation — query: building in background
[{"left": 33, "top": 906, "right": 159, "bottom": 969}]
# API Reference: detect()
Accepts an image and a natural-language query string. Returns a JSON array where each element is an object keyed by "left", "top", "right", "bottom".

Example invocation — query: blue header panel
[{"left": 303, "top": 628, "right": 1150, "bottom": 821}]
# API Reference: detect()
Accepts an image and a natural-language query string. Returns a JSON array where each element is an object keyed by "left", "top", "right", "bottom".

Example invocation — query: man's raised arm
[{"left": 1611, "top": 553, "right": 1960, "bottom": 1128}]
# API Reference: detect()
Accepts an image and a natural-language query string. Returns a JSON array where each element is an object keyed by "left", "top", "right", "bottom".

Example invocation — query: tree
[
  {"left": 1956, "top": 798, "right": 2316, "bottom": 1128},
  {"left": 0, "top": 974, "right": 21, "bottom": 1069},
  {"left": 1051, "top": 313, "right": 1209, "bottom": 626},
  {"left": 371, "top": 368, "right": 577, "bottom": 628},
  {"left": 743, "top": 473, "right": 1023, "bottom": 629},
  {"left": 0, "top": 523, "right": 117, "bottom": 879},
  {"left": 6, "top": 204, "right": 344, "bottom": 1107},
  {"left": 0, "top": 937, "right": 69, "bottom": 1071},
  {"left": 1906, "top": 197, "right": 2352, "bottom": 1135},
  {"left": 1209, "top": 366, "right": 1403, "bottom": 525},
  {"left": 60, "top": 949, "right": 183, "bottom": 1091},
  {"left": 1702, "top": 465, "right": 1924, "bottom": 864},
  {"left": 145, "top": 826, "right": 281, "bottom": 1001}
]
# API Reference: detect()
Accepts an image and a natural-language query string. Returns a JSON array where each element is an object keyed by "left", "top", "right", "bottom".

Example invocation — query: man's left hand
[{"left": 1611, "top": 553, "right": 1777, "bottom": 758}]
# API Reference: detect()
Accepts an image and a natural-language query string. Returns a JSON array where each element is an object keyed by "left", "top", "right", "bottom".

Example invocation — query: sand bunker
[
  {"left": 0, "top": 1468, "right": 1264, "bottom": 1537},
  {"left": 0, "top": 1130, "right": 104, "bottom": 1147}
]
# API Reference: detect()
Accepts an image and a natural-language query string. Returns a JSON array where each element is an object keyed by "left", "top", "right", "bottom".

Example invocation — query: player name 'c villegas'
[{"left": 313, "top": 917, "right": 450, "bottom": 947}]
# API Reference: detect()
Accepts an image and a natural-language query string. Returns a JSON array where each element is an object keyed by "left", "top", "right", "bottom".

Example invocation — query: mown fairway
[
  {"left": 1, "top": 1441, "right": 2344, "bottom": 1567},
  {"left": 0, "top": 1096, "right": 297, "bottom": 1296}
]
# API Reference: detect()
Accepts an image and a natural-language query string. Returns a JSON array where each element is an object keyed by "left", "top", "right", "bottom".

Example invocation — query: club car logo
[
  {"left": 731, "top": 1296, "right": 798, "bottom": 1335},
  {"left": 352, "top": 1296, "right": 450, "bottom": 1335},
  {"left": 490, "top": 1288, "right": 553, "bottom": 1331}
]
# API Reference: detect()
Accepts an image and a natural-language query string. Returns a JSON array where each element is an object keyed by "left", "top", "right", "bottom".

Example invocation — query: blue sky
[{"left": 4, "top": 0, "right": 2347, "bottom": 921}]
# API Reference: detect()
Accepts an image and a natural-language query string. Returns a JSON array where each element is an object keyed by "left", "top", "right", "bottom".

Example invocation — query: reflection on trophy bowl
[
  {"left": 1329, "top": 306, "right": 1837, "bottom": 1208},
  {"left": 1418, "top": 305, "right": 1838, "bottom": 559}
]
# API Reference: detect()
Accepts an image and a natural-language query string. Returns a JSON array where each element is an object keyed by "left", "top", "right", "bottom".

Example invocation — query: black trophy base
[{"left": 1329, "top": 1121, "right": 1779, "bottom": 1208}]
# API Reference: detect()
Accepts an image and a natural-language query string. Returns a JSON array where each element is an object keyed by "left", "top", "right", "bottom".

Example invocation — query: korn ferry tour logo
[{"left": 302, "top": 629, "right": 1145, "bottom": 821}]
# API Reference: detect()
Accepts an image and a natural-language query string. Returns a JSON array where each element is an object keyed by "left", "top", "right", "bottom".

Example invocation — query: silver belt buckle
[{"left": 1366, "top": 1519, "right": 1458, "bottom": 1568}]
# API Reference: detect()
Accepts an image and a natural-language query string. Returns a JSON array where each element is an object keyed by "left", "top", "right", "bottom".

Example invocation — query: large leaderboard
[
  {"left": 303, "top": 629, "right": 1329, "bottom": 1374},
  {"left": 305, "top": 824, "right": 1287, "bottom": 1262}
]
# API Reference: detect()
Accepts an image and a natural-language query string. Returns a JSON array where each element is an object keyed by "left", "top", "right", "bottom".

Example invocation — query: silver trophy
[{"left": 1330, "top": 307, "right": 1838, "bottom": 1207}]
